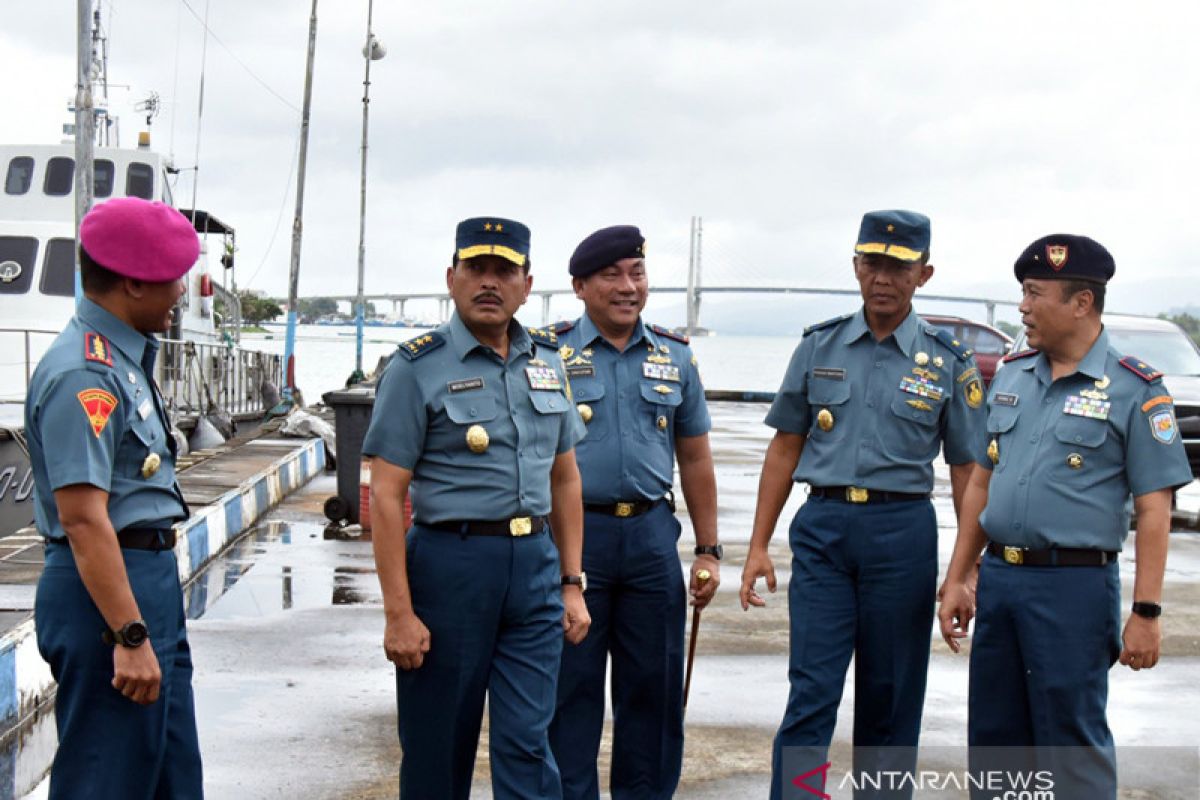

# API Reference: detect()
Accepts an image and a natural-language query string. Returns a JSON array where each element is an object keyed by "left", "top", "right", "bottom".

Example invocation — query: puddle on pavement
[{"left": 184, "top": 520, "right": 381, "bottom": 621}]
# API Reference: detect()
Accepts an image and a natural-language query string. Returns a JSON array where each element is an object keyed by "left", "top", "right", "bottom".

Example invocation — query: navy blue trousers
[
  {"left": 550, "top": 503, "right": 686, "bottom": 800},
  {"left": 968, "top": 552, "right": 1121, "bottom": 800},
  {"left": 771, "top": 496, "right": 937, "bottom": 800},
  {"left": 35, "top": 541, "right": 202, "bottom": 800},
  {"left": 397, "top": 524, "right": 564, "bottom": 800}
]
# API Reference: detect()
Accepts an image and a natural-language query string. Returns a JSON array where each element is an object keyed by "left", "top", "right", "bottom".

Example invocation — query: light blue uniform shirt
[
  {"left": 362, "top": 312, "right": 586, "bottom": 524},
  {"left": 766, "top": 308, "right": 984, "bottom": 493},
  {"left": 557, "top": 315, "right": 711, "bottom": 504},
  {"left": 978, "top": 329, "right": 1192, "bottom": 551},
  {"left": 26, "top": 298, "right": 188, "bottom": 539}
]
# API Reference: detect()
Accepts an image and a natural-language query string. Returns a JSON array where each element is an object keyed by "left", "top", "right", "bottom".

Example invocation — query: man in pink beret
[{"left": 25, "top": 196, "right": 204, "bottom": 799}]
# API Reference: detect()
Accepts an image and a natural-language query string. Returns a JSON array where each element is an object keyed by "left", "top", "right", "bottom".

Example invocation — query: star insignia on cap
[
  {"left": 886, "top": 224, "right": 895, "bottom": 232},
  {"left": 495, "top": 223, "right": 503, "bottom": 232},
  {"left": 483, "top": 222, "right": 492, "bottom": 231}
]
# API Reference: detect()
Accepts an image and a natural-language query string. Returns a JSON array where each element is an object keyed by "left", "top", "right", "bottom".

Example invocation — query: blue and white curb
[{"left": 0, "top": 437, "right": 325, "bottom": 797}]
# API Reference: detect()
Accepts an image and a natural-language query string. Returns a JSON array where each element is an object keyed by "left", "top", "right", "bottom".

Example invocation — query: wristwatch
[
  {"left": 694, "top": 544, "right": 723, "bottom": 560},
  {"left": 562, "top": 573, "right": 587, "bottom": 592},
  {"left": 103, "top": 619, "right": 149, "bottom": 648},
  {"left": 1131, "top": 601, "right": 1162, "bottom": 619}
]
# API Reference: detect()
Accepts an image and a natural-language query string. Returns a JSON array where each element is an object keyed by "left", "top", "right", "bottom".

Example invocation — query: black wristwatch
[
  {"left": 1131, "top": 601, "right": 1162, "bottom": 619},
  {"left": 562, "top": 573, "right": 587, "bottom": 592},
  {"left": 694, "top": 544, "right": 723, "bottom": 561},
  {"left": 103, "top": 619, "right": 149, "bottom": 648}
]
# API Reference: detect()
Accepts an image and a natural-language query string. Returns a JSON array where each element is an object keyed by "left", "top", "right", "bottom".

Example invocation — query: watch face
[{"left": 121, "top": 621, "right": 149, "bottom": 647}]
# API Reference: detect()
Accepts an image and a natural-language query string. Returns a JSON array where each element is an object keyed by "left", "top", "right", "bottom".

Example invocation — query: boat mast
[
  {"left": 283, "top": 0, "right": 319, "bottom": 403},
  {"left": 74, "top": 0, "right": 97, "bottom": 306}
]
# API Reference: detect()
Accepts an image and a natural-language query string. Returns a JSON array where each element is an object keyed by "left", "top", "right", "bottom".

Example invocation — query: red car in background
[{"left": 921, "top": 314, "right": 1013, "bottom": 386}]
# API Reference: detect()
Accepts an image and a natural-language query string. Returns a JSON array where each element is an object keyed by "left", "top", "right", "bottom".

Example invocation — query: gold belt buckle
[
  {"left": 847, "top": 487, "right": 869, "bottom": 504},
  {"left": 615, "top": 502, "right": 635, "bottom": 518},
  {"left": 509, "top": 517, "right": 532, "bottom": 536},
  {"left": 1003, "top": 546, "right": 1024, "bottom": 565}
]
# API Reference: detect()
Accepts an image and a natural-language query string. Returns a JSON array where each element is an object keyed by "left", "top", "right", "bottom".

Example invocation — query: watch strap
[{"left": 1131, "top": 601, "right": 1162, "bottom": 619}]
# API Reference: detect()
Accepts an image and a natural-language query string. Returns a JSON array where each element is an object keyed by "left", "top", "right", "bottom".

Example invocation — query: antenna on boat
[
  {"left": 73, "top": 0, "right": 98, "bottom": 306},
  {"left": 282, "top": 0, "right": 320, "bottom": 406}
]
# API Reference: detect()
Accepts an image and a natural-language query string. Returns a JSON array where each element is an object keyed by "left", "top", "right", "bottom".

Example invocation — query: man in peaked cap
[
  {"left": 938, "top": 234, "right": 1191, "bottom": 798},
  {"left": 547, "top": 225, "right": 719, "bottom": 799},
  {"left": 25, "top": 196, "right": 203, "bottom": 799},
  {"left": 364, "top": 217, "right": 590, "bottom": 799},
  {"left": 740, "top": 210, "right": 985, "bottom": 799}
]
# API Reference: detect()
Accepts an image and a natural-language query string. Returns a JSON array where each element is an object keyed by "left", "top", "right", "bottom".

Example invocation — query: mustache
[{"left": 472, "top": 292, "right": 502, "bottom": 303}]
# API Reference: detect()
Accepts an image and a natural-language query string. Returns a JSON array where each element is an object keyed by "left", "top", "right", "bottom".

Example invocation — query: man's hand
[
  {"left": 562, "top": 586, "right": 591, "bottom": 645},
  {"left": 937, "top": 580, "right": 975, "bottom": 653},
  {"left": 384, "top": 611, "right": 431, "bottom": 670},
  {"left": 1119, "top": 615, "right": 1161, "bottom": 671},
  {"left": 690, "top": 558, "right": 720, "bottom": 609},
  {"left": 112, "top": 642, "right": 162, "bottom": 705},
  {"left": 739, "top": 549, "right": 777, "bottom": 610}
]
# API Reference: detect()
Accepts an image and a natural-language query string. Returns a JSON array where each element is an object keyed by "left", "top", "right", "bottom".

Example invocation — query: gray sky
[{"left": 3, "top": 0, "right": 1198, "bottom": 320}]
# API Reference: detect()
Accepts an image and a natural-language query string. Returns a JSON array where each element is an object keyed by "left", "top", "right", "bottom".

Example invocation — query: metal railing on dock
[{"left": 159, "top": 338, "right": 283, "bottom": 419}]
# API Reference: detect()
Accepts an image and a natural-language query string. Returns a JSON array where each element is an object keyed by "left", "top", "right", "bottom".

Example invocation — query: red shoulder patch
[
  {"left": 84, "top": 332, "right": 114, "bottom": 366},
  {"left": 649, "top": 323, "right": 689, "bottom": 344},
  {"left": 77, "top": 388, "right": 118, "bottom": 438},
  {"left": 1001, "top": 348, "right": 1038, "bottom": 363},
  {"left": 1119, "top": 355, "right": 1163, "bottom": 382}
]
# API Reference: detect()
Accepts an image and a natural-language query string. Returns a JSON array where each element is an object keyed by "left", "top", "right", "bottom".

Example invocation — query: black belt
[
  {"left": 425, "top": 516, "right": 547, "bottom": 537},
  {"left": 809, "top": 486, "right": 930, "bottom": 504},
  {"left": 986, "top": 541, "right": 1117, "bottom": 567},
  {"left": 118, "top": 528, "right": 177, "bottom": 551},
  {"left": 584, "top": 498, "right": 663, "bottom": 518}
]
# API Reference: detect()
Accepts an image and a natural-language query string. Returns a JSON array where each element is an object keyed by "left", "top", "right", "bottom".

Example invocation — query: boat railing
[
  {"left": 0, "top": 328, "right": 60, "bottom": 401},
  {"left": 158, "top": 337, "right": 283, "bottom": 420}
]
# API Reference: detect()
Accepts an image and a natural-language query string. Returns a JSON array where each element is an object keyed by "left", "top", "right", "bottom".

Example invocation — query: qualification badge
[
  {"left": 817, "top": 408, "right": 834, "bottom": 432},
  {"left": 577, "top": 403, "right": 593, "bottom": 423},
  {"left": 933, "top": 356, "right": 944, "bottom": 369},
  {"left": 141, "top": 452, "right": 161, "bottom": 478},
  {"left": 466, "top": 424, "right": 490, "bottom": 453},
  {"left": 914, "top": 352, "right": 929, "bottom": 366}
]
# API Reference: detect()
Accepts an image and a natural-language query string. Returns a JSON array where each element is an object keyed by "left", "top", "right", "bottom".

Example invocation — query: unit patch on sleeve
[
  {"left": 1149, "top": 408, "right": 1178, "bottom": 444},
  {"left": 77, "top": 388, "right": 118, "bottom": 438}
]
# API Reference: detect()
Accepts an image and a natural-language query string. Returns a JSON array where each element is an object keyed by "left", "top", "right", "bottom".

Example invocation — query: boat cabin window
[
  {"left": 40, "top": 238, "right": 77, "bottom": 297},
  {"left": 94, "top": 159, "right": 115, "bottom": 198},
  {"left": 4, "top": 157, "right": 34, "bottom": 195},
  {"left": 126, "top": 162, "right": 154, "bottom": 199},
  {"left": 0, "top": 237, "right": 38, "bottom": 294},
  {"left": 44, "top": 157, "right": 75, "bottom": 197}
]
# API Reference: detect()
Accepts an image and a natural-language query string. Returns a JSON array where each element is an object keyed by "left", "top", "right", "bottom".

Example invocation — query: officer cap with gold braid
[
  {"left": 854, "top": 210, "right": 930, "bottom": 264},
  {"left": 455, "top": 217, "right": 531, "bottom": 268}
]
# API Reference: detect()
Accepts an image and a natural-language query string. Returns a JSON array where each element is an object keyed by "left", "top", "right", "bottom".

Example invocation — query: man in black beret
[
  {"left": 548, "top": 225, "right": 721, "bottom": 799},
  {"left": 938, "top": 234, "right": 1191, "bottom": 797}
]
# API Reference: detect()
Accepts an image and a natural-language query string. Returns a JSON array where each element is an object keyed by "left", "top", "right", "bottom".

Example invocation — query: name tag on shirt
[
  {"left": 448, "top": 377, "right": 484, "bottom": 393},
  {"left": 525, "top": 366, "right": 563, "bottom": 391},
  {"left": 1063, "top": 395, "right": 1111, "bottom": 420},
  {"left": 993, "top": 392, "right": 1019, "bottom": 406},
  {"left": 813, "top": 367, "right": 845, "bottom": 381},
  {"left": 138, "top": 398, "right": 153, "bottom": 420},
  {"left": 898, "top": 375, "right": 944, "bottom": 401},
  {"left": 567, "top": 366, "right": 595, "bottom": 378},
  {"left": 642, "top": 362, "right": 681, "bottom": 382}
]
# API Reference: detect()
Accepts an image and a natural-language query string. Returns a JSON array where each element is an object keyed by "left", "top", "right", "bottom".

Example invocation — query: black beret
[
  {"left": 1014, "top": 234, "right": 1115, "bottom": 284},
  {"left": 569, "top": 225, "right": 646, "bottom": 278}
]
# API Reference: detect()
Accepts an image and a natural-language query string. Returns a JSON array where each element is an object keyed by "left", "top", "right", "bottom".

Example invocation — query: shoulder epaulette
[
  {"left": 397, "top": 332, "right": 445, "bottom": 361},
  {"left": 649, "top": 323, "right": 689, "bottom": 344},
  {"left": 803, "top": 313, "right": 853, "bottom": 336},
  {"left": 1002, "top": 348, "right": 1039, "bottom": 363},
  {"left": 929, "top": 326, "right": 973, "bottom": 362},
  {"left": 527, "top": 326, "right": 559, "bottom": 348},
  {"left": 1119, "top": 355, "right": 1163, "bottom": 383},
  {"left": 549, "top": 320, "right": 575, "bottom": 335},
  {"left": 84, "top": 332, "right": 114, "bottom": 367}
]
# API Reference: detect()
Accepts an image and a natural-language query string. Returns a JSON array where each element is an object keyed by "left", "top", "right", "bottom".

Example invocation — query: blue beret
[
  {"left": 455, "top": 217, "right": 530, "bottom": 267},
  {"left": 569, "top": 225, "right": 646, "bottom": 278},
  {"left": 1014, "top": 234, "right": 1114, "bottom": 284},
  {"left": 854, "top": 210, "right": 931, "bottom": 263}
]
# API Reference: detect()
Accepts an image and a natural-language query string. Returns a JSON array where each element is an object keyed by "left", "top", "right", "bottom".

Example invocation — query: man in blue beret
[
  {"left": 364, "top": 217, "right": 590, "bottom": 800},
  {"left": 938, "top": 234, "right": 1192, "bottom": 798},
  {"left": 26, "top": 197, "right": 203, "bottom": 799},
  {"left": 546, "top": 224, "right": 719, "bottom": 799},
  {"left": 740, "top": 210, "right": 985, "bottom": 798}
]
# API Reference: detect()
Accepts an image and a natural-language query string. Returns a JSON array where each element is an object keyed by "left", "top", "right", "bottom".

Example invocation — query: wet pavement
[{"left": 19, "top": 402, "right": 1200, "bottom": 798}]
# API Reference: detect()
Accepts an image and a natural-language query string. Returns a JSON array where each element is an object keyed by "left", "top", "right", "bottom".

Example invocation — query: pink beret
[{"left": 80, "top": 197, "right": 200, "bottom": 283}]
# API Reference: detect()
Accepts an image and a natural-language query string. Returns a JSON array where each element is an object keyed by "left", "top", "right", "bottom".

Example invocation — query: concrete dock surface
[{"left": 14, "top": 401, "right": 1200, "bottom": 798}]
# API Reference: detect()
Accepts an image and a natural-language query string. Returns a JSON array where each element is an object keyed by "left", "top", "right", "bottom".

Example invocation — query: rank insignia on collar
[
  {"left": 84, "top": 332, "right": 114, "bottom": 366},
  {"left": 77, "top": 388, "right": 118, "bottom": 438}
]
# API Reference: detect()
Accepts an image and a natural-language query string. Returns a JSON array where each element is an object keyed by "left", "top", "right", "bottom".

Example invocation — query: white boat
[{"left": 0, "top": 136, "right": 283, "bottom": 539}]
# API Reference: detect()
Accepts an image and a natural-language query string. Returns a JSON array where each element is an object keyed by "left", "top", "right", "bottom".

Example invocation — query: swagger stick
[{"left": 683, "top": 569, "right": 711, "bottom": 712}]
